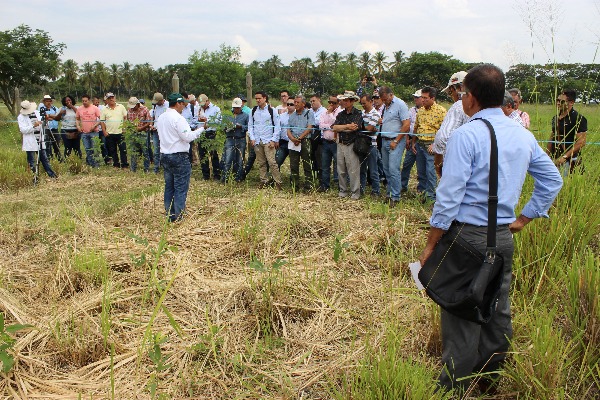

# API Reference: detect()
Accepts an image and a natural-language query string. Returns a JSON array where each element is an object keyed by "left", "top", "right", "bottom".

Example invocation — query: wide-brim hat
[
  {"left": 20, "top": 100, "right": 37, "bottom": 115},
  {"left": 337, "top": 90, "right": 360, "bottom": 101},
  {"left": 442, "top": 71, "right": 468, "bottom": 93}
]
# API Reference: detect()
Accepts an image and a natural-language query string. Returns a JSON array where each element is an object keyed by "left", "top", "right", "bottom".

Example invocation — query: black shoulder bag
[{"left": 418, "top": 118, "right": 504, "bottom": 325}]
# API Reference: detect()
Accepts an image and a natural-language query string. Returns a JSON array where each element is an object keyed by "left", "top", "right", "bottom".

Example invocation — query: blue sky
[{"left": 2, "top": 0, "right": 598, "bottom": 72}]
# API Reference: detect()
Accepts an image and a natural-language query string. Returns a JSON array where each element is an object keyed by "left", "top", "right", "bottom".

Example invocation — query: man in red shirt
[{"left": 76, "top": 94, "right": 101, "bottom": 167}]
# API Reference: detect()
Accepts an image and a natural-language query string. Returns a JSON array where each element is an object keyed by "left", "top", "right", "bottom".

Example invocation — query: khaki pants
[
  {"left": 337, "top": 142, "right": 361, "bottom": 199},
  {"left": 255, "top": 142, "right": 282, "bottom": 184}
]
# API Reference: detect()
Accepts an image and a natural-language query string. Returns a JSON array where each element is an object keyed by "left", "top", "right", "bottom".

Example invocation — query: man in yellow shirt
[
  {"left": 412, "top": 87, "right": 446, "bottom": 202},
  {"left": 100, "top": 92, "right": 128, "bottom": 168}
]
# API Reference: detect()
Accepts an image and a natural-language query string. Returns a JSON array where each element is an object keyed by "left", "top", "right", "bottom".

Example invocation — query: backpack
[{"left": 251, "top": 105, "right": 275, "bottom": 131}]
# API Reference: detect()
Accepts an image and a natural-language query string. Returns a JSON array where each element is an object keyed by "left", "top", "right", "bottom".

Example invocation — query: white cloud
[
  {"left": 433, "top": 0, "right": 477, "bottom": 18},
  {"left": 233, "top": 35, "right": 259, "bottom": 64},
  {"left": 355, "top": 41, "right": 382, "bottom": 54}
]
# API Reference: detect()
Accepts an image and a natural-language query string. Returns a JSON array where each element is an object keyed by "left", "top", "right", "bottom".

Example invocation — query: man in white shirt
[
  {"left": 198, "top": 94, "right": 222, "bottom": 180},
  {"left": 156, "top": 93, "right": 205, "bottom": 222}
]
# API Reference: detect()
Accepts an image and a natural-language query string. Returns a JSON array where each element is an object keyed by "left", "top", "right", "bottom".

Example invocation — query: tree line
[{"left": 1, "top": 25, "right": 598, "bottom": 116}]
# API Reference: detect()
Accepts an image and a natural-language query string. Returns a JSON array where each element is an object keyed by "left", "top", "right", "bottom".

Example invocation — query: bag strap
[{"left": 472, "top": 118, "right": 498, "bottom": 263}]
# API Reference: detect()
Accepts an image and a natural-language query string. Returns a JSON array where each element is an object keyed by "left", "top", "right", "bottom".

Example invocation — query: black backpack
[{"left": 251, "top": 105, "right": 275, "bottom": 131}]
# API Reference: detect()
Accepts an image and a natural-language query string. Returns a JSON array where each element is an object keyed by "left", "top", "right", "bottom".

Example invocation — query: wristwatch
[
  {"left": 562, "top": 155, "right": 568, "bottom": 160},
  {"left": 393, "top": 139, "right": 398, "bottom": 144}
]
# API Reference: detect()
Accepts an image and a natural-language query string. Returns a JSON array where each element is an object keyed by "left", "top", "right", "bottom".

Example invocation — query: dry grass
[{"left": 0, "top": 173, "right": 437, "bottom": 399}]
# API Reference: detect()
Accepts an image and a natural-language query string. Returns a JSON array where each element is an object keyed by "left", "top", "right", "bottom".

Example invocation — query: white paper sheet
[{"left": 288, "top": 140, "right": 301, "bottom": 152}]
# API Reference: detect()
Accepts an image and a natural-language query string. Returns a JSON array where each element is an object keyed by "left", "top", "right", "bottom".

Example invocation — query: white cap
[{"left": 442, "top": 71, "right": 468, "bottom": 93}]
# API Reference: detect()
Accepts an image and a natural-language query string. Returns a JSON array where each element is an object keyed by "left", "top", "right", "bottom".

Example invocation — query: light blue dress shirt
[
  {"left": 381, "top": 96, "right": 410, "bottom": 138},
  {"left": 430, "top": 108, "right": 563, "bottom": 230},
  {"left": 248, "top": 105, "right": 280, "bottom": 143}
]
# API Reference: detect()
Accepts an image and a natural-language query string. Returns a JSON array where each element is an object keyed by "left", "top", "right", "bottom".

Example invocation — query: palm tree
[
  {"left": 359, "top": 52, "right": 373, "bottom": 76},
  {"left": 330, "top": 52, "right": 342, "bottom": 69},
  {"left": 120, "top": 61, "right": 133, "bottom": 95},
  {"left": 109, "top": 63, "right": 121, "bottom": 95},
  {"left": 391, "top": 51, "right": 406, "bottom": 78},
  {"left": 62, "top": 59, "right": 79, "bottom": 94},
  {"left": 93, "top": 61, "right": 110, "bottom": 95},
  {"left": 79, "top": 62, "right": 94, "bottom": 95},
  {"left": 373, "top": 51, "right": 389, "bottom": 78},
  {"left": 264, "top": 55, "right": 283, "bottom": 79},
  {"left": 315, "top": 50, "right": 329, "bottom": 72},
  {"left": 345, "top": 52, "right": 358, "bottom": 71}
]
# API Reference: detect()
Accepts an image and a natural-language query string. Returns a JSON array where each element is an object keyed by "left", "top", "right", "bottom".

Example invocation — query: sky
[{"left": 2, "top": 0, "right": 599, "bottom": 73}]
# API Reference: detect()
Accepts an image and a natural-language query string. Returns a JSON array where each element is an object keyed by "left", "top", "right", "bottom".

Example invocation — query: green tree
[
  {"left": 79, "top": 62, "right": 94, "bottom": 96},
  {"left": 399, "top": 51, "right": 466, "bottom": 90},
  {"left": 359, "top": 52, "right": 373, "bottom": 77},
  {"left": 373, "top": 51, "right": 389, "bottom": 78},
  {"left": 0, "top": 25, "right": 65, "bottom": 115},
  {"left": 62, "top": 59, "right": 79, "bottom": 93},
  {"left": 188, "top": 44, "right": 245, "bottom": 99},
  {"left": 121, "top": 61, "right": 133, "bottom": 95},
  {"left": 109, "top": 63, "right": 121, "bottom": 95},
  {"left": 93, "top": 61, "right": 109, "bottom": 95}
]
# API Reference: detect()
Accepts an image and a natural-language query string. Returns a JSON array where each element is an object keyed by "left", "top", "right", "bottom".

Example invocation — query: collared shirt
[
  {"left": 430, "top": 108, "right": 563, "bottom": 231},
  {"left": 241, "top": 105, "right": 251, "bottom": 115},
  {"left": 76, "top": 105, "right": 101, "bottom": 133},
  {"left": 288, "top": 109, "right": 315, "bottom": 138},
  {"left": 414, "top": 102, "right": 447, "bottom": 142},
  {"left": 279, "top": 111, "right": 291, "bottom": 141},
  {"left": 311, "top": 106, "right": 326, "bottom": 129},
  {"left": 248, "top": 104, "right": 280, "bottom": 143},
  {"left": 319, "top": 108, "right": 340, "bottom": 141},
  {"left": 127, "top": 106, "right": 151, "bottom": 133},
  {"left": 507, "top": 110, "right": 525, "bottom": 127},
  {"left": 156, "top": 108, "right": 204, "bottom": 154},
  {"left": 100, "top": 103, "right": 127, "bottom": 134},
  {"left": 409, "top": 106, "right": 419, "bottom": 134},
  {"left": 202, "top": 102, "right": 221, "bottom": 132},
  {"left": 362, "top": 107, "right": 381, "bottom": 146},
  {"left": 381, "top": 96, "right": 410, "bottom": 138},
  {"left": 181, "top": 103, "right": 199, "bottom": 130},
  {"left": 432, "top": 100, "right": 469, "bottom": 155},
  {"left": 333, "top": 107, "right": 365, "bottom": 145},
  {"left": 150, "top": 102, "right": 169, "bottom": 122},
  {"left": 224, "top": 111, "right": 249, "bottom": 138},
  {"left": 551, "top": 108, "right": 587, "bottom": 159},
  {"left": 37, "top": 103, "right": 59, "bottom": 130},
  {"left": 517, "top": 109, "right": 530, "bottom": 128}
]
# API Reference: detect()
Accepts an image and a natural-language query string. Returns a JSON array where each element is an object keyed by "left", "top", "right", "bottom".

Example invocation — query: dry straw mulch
[{"left": 0, "top": 174, "right": 438, "bottom": 399}]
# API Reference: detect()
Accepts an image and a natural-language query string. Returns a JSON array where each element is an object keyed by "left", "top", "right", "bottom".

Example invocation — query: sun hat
[
  {"left": 20, "top": 100, "right": 37, "bottom": 115},
  {"left": 231, "top": 98, "right": 243, "bottom": 108},
  {"left": 442, "top": 71, "right": 468, "bottom": 93},
  {"left": 127, "top": 97, "right": 140, "bottom": 108},
  {"left": 337, "top": 91, "right": 360, "bottom": 101},
  {"left": 413, "top": 89, "right": 422, "bottom": 97}
]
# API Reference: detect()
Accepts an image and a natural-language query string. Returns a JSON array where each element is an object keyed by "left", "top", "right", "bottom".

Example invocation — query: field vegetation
[{"left": 0, "top": 102, "right": 598, "bottom": 399}]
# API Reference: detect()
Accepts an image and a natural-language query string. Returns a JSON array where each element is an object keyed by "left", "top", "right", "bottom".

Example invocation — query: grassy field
[{"left": 0, "top": 102, "right": 598, "bottom": 399}]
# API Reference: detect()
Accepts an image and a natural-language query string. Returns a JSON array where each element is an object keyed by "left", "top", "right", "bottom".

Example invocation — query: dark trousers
[
  {"left": 310, "top": 137, "right": 322, "bottom": 182},
  {"left": 105, "top": 133, "right": 128, "bottom": 168},
  {"left": 62, "top": 130, "right": 82, "bottom": 159},
  {"left": 44, "top": 128, "right": 63, "bottom": 162},
  {"left": 26, "top": 150, "right": 56, "bottom": 178},
  {"left": 198, "top": 137, "right": 221, "bottom": 180},
  {"left": 438, "top": 223, "right": 515, "bottom": 393},
  {"left": 289, "top": 138, "right": 314, "bottom": 189}
]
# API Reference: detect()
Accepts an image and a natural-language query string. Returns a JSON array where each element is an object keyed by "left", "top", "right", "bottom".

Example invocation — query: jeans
[
  {"left": 244, "top": 141, "right": 256, "bottom": 178},
  {"left": 129, "top": 133, "right": 151, "bottom": 172},
  {"left": 360, "top": 146, "right": 381, "bottom": 195},
  {"left": 151, "top": 130, "right": 161, "bottom": 172},
  {"left": 26, "top": 150, "right": 56, "bottom": 178},
  {"left": 105, "top": 133, "right": 128, "bottom": 168},
  {"left": 276, "top": 140, "right": 289, "bottom": 167},
  {"left": 381, "top": 137, "right": 406, "bottom": 201},
  {"left": 221, "top": 136, "right": 247, "bottom": 182},
  {"left": 438, "top": 224, "right": 514, "bottom": 393},
  {"left": 62, "top": 130, "right": 82, "bottom": 159},
  {"left": 321, "top": 140, "right": 338, "bottom": 189},
  {"left": 81, "top": 132, "right": 99, "bottom": 167},
  {"left": 416, "top": 142, "right": 437, "bottom": 200},
  {"left": 401, "top": 144, "right": 417, "bottom": 191},
  {"left": 161, "top": 152, "right": 192, "bottom": 222}
]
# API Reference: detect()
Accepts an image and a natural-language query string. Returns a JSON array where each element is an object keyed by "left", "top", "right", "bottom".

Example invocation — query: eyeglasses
[
  {"left": 372, "top": 96, "right": 380, "bottom": 99},
  {"left": 328, "top": 101, "right": 338, "bottom": 105},
  {"left": 556, "top": 99, "right": 567, "bottom": 104},
  {"left": 287, "top": 103, "right": 295, "bottom": 106}
]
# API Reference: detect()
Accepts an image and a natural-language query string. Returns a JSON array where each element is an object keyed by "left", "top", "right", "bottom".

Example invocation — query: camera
[
  {"left": 38, "top": 106, "right": 47, "bottom": 121},
  {"left": 366, "top": 76, "right": 374, "bottom": 82}
]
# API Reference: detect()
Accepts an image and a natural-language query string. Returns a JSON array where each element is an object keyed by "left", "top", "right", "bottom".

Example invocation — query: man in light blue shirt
[
  {"left": 378, "top": 86, "right": 410, "bottom": 206},
  {"left": 287, "top": 95, "right": 316, "bottom": 190},
  {"left": 419, "top": 64, "right": 562, "bottom": 395},
  {"left": 248, "top": 91, "right": 282, "bottom": 189},
  {"left": 38, "top": 95, "right": 63, "bottom": 161}
]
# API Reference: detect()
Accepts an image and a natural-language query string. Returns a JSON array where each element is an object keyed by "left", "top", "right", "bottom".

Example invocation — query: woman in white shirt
[{"left": 56, "top": 95, "right": 81, "bottom": 158}]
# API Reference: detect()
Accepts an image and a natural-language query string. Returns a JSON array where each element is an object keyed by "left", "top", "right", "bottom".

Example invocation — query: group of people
[{"left": 16, "top": 62, "right": 589, "bottom": 396}]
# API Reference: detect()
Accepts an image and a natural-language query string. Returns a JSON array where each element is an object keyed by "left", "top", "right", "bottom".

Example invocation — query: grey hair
[
  {"left": 294, "top": 94, "right": 306, "bottom": 104},
  {"left": 503, "top": 91, "right": 515, "bottom": 108},
  {"left": 378, "top": 86, "right": 393, "bottom": 96}
]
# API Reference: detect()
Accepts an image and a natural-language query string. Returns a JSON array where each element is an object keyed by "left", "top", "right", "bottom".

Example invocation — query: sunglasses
[
  {"left": 372, "top": 96, "right": 380, "bottom": 99},
  {"left": 287, "top": 102, "right": 295, "bottom": 106}
]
